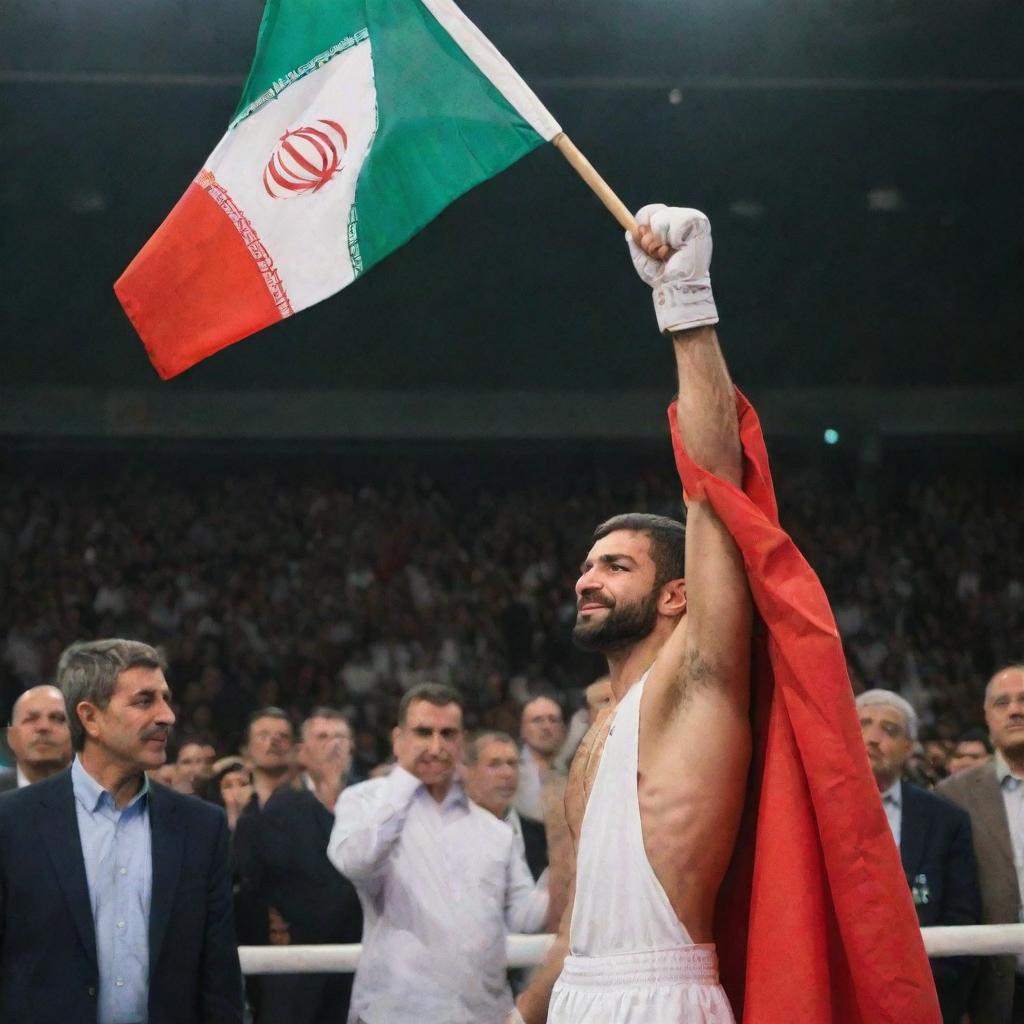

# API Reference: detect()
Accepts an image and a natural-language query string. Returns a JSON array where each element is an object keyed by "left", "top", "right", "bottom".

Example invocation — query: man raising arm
[{"left": 515, "top": 205, "right": 751, "bottom": 1024}]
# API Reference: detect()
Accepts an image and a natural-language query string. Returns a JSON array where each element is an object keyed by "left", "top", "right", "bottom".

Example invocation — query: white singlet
[{"left": 548, "top": 675, "right": 736, "bottom": 1024}]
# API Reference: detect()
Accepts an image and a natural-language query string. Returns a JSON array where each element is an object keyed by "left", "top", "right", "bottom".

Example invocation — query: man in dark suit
[
  {"left": 940, "top": 664, "right": 1024, "bottom": 1024},
  {"left": 856, "top": 689, "right": 981, "bottom": 1024},
  {"left": 249, "top": 707, "right": 363, "bottom": 1024},
  {"left": 0, "top": 638, "right": 243, "bottom": 1024},
  {"left": 1, "top": 684, "right": 73, "bottom": 791}
]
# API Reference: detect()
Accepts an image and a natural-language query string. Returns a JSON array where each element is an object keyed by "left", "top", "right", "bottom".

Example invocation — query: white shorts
[{"left": 548, "top": 946, "right": 736, "bottom": 1024}]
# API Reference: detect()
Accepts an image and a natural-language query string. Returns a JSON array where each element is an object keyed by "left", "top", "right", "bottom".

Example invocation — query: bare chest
[{"left": 564, "top": 710, "right": 614, "bottom": 842}]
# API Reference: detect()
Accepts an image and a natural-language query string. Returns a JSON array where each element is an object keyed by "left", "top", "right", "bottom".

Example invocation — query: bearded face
[{"left": 572, "top": 587, "right": 661, "bottom": 653}]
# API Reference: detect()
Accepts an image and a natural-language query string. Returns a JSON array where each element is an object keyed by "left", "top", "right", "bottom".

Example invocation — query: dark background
[{"left": 3, "top": 0, "right": 1023, "bottom": 396}]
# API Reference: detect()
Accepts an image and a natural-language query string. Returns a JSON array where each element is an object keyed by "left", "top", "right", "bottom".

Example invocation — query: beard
[{"left": 572, "top": 590, "right": 660, "bottom": 653}]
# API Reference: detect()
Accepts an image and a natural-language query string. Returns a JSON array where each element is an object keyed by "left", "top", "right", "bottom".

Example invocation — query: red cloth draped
[{"left": 668, "top": 390, "right": 940, "bottom": 1024}]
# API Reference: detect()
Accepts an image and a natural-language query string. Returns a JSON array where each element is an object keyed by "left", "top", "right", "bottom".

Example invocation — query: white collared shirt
[
  {"left": 881, "top": 780, "right": 902, "bottom": 847},
  {"left": 513, "top": 746, "right": 545, "bottom": 822},
  {"left": 328, "top": 767, "right": 546, "bottom": 1024},
  {"left": 994, "top": 752, "right": 1024, "bottom": 972},
  {"left": 16, "top": 765, "right": 30, "bottom": 789}
]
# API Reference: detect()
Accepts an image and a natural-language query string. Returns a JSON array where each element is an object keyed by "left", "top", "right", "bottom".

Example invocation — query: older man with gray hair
[
  {"left": 856, "top": 688, "right": 980, "bottom": 1023},
  {"left": 0, "top": 637, "right": 243, "bottom": 1024}
]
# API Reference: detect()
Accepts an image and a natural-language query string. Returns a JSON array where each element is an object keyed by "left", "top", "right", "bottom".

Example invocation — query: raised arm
[
  {"left": 629, "top": 207, "right": 751, "bottom": 706},
  {"left": 326, "top": 768, "right": 420, "bottom": 885}
]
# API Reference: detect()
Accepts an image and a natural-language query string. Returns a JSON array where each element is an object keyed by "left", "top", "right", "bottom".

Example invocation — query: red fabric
[{"left": 668, "top": 390, "right": 940, "bottom": 1024}]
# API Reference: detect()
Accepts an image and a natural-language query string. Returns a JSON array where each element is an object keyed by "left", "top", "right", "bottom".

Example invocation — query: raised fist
[{"left": 626, "top": 205, "right": 718, "bottom": 334}]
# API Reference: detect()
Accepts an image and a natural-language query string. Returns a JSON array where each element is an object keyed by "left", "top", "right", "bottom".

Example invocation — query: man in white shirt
[
  {"left": 463, "top": 730, "right": 550, "bottom": 883},
  {"left": 327, "top": 683, "right": 548, "bottom": 1024},
  {"left": 514, "top": 694, "right": 565, "bottom": 823}
]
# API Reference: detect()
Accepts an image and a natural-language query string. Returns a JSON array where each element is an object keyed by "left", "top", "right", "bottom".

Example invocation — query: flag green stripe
[{"left": 351, "top": 0, "right": 545, "bottom": 273}]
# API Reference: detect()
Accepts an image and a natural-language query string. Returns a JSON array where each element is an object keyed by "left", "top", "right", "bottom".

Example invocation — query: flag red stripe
[
  {"left": 114, "top": 178, "right": 290, "bottom": 379},
  {"left": 669, "top": 392, "right": 941, "bottom": 1024}
]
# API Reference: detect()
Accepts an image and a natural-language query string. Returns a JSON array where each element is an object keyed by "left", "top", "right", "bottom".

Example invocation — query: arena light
[{"left": 823, "top": 428, "right": 840, "bottom": 445}]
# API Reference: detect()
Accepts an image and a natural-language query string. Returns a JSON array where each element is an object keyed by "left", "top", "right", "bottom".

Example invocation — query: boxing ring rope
[{"left": 238, "top": 925, "right": 1024, "bottom": 974}]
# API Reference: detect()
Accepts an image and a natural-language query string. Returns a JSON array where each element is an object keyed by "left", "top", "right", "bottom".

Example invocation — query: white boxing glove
[{"left": 626, "top": 205, "right": 718, "bottom": 335}]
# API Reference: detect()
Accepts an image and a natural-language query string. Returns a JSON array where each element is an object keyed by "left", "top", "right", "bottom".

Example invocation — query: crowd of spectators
[{"left": 1, "top": 448, "right": 1021, "bottom": 767}]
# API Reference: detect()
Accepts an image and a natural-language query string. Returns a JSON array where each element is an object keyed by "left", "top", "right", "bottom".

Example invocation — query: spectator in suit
[
  {"left": 1, "top": 684, "right": 72, "bottom": 791},
  {"left": 0, "top": 638, "right": 242, "bottom": 1024},
  {"left": 251, "top": 708, "right": 363, "bottom": 1024},
  {"left": 940, "top": 664, "right": 1024, "bottom": 1024},
  {"left": 244, "top": 707, "right": 296, "bottom": 809},
  {"left": 947, "top": 727, "right": 993, "bottom": 776},
  {"left": 856, "top": 688, "right": 980, "bottom": 1024},
  {"left": 328, "top": 683, "right": 548, "bottom": 1024},
  {"left": 514, "top": 695, "right": 565, "bottom": 824},
  {"left": 463, "top": 730, "right": 549, "bottom": 881},
  {"left": 174, "top": 736, "right": 214, "bottom": 796}
]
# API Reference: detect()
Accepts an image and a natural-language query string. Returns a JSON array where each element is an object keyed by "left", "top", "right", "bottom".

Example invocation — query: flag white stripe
[{"left": 417, "top": 0, "right": 561, "bottom": 141}]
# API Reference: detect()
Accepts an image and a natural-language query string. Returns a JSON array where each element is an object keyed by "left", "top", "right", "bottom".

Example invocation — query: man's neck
[
  {"left": 20, "top": 760, "right": 64, "bottom": 785},
  {"left": 1001, "top": 747, "right": 1024, "bottom": 777},
  {"left": 253, "top": 766, "right": 289, "bottom": 807},
  {"left": 426, "top": 777, "right": 454, "bottom": 803},
  {"left": 605, "top": 630, "right": 667, "bottom": 702},
  {"left": 78, "top": 749, "right": 144, "bottom": 809},
  {"left": 874, "top": 772, "right": 899, "bottom": 793},
  {"left": 526, "top": 747, "right": 553, "bottom": 770}
]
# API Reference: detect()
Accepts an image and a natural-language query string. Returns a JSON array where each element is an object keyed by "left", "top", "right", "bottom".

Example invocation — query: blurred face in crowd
[
  {"left": 248, "top": 716, "right": 294, "bottom": 775},
  {"left": 219, "top": 765, "right": 254, "bottom": 809},
  {"left": 147, "top": 763, "right": 177, "bottom": 787},
  {"left": 463, "top": 738, "right": 519, "bottom": 819},
  {"left": 573, "top": 530, "right": 678, "bottom": 654},
  {"left": 859, "top": 702, "right": 914, "bottom": 791},
  {"left": 300, "top": 716, "right": 353, "bottom": 777},
  {"left": 393, "top": 700, "right": 463, "bottom": 796},
  {"left": 176, "top": 742, "right": 209, "bottom": 793},
  {"left": 947, "top": 740, "right": 991, "bottom": 775},
  {"left": 585, "top": 677, "right": 613, "bottom": 724},
  {"left": 7, "top": 685, "right": 72, "bottom": 780},
  {"left": 520, "top": 697, "right": 565, "bottom": 759},
  {"left": 77, "top": 666, "right": 176, "bottom": 772},
  {"left": 985, "top": 667, "right": 1024, "bottom": 761}
]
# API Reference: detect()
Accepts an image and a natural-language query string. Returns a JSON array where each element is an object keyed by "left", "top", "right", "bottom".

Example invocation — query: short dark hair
[
  {"left": 246, "top": 706, "right": 293, "bottom": 741},
  {"left": 301, "top": 707, "right": 351, "bottom": 740},
  {"left": 956, "top": 727, "right": 993, "bottom": 754},
  {"left": 57, "top": 639, "right": 166, "bottom": 752},
  {"left": 397, "top": 683, "right": 464, "bottom": 727},
  {"left": 592, "top": 513, "right": 685, "bottom": 587},
  {"left": 464, "top": 730, "right": 518, "bottom": 766}
]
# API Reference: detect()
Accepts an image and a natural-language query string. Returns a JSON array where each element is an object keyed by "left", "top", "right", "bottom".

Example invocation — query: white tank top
[{"left": 569, "top": 673, "right": 694, "bottom": 955}]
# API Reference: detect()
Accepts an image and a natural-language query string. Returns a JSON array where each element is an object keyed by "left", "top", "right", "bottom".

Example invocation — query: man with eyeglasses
[{"left": 940, "top": 664, "right": 1024, "bottom": 1023}]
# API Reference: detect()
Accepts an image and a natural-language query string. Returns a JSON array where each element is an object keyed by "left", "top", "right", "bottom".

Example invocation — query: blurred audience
[
  {"left": 947, "top": 727, "right": 993, "bottom": 776},
  {"left": 856, "top": 689, "right": 980, "bottom": 1022}
]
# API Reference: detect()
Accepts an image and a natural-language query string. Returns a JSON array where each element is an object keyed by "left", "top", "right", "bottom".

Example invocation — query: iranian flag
[{"left": 115, "top": 0, "right": 560, "bottom": 379}]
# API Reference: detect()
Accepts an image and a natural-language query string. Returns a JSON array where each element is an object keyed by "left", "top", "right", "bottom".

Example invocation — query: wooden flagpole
[{"left": 552, "top": 133, "right": 638, "bottom": 238}]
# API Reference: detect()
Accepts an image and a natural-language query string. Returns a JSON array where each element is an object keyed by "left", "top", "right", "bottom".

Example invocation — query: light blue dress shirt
[
  {"left": 881, "top": 779, "right": 902, "bottom": 847},
  {"left": 71, "top": 757, "right": 153, "bottom": 1024}
]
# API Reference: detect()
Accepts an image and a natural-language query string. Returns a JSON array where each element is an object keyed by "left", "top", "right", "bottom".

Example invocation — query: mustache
[
  {"left": 141, "top": 725, "right": 171, "bottom": 742},
  {"left": 577, "top": 594, "right": 614, "bottom": 611}
]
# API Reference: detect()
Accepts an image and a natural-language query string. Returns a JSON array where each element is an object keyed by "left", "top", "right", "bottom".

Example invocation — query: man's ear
[
  {"left": 391, "top": 725, "right": 402, "bottom": 757},
  {"left": 660, "top": 577, "right": 687, "bottom": 617},
  {"left": 76, "top": 701, "right": 101, "bottom": 742}
]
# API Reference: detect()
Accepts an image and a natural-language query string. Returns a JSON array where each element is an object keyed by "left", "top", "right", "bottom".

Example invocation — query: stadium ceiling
[{"left": 1, "top": 0, "right": 1022, "bottom": 396}]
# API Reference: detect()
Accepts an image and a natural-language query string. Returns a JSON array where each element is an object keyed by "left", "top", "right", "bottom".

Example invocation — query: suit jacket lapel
[
  {"left": 148, "top": 784, "right": 183, "bottom": 973},
  {"left": 899, "top": 783, "right": 927, "bottom": 880},
  {"left": 971, "top": 766, "right": 1017, "bottom": 876},
  {"left": 36, "top": 770, "right": 98, "bottom": 967}
]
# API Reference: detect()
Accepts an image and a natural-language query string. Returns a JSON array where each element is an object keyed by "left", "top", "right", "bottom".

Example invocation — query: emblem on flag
[{"left": 263, "top": 119, "right": 349, "bottom": 199}]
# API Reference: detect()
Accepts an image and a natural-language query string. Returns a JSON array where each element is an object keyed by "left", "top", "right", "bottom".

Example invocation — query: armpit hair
[{"left": 667, "top": 647, "right": 717, "bottom": 714}]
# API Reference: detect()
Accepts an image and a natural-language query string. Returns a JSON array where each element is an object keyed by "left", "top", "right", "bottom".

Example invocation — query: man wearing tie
[
  {"left": 941, "top": 664, "right": 1024, "bottom": 1024},
  {"left": 0, "top": 638, "right": 243, "bottom": 1024},
  {"left": 856, "top": 688, "right": 980, "bottom": 1023}
]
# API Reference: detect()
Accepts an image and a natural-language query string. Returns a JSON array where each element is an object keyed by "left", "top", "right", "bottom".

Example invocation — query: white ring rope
[{"left": 238, "top": 926, "right": 1024, "bottom": 974}]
